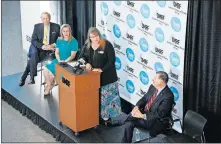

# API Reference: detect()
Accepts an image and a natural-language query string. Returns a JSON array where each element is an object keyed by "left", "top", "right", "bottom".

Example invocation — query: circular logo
[
  {"left": 155, "top": 28, "right": 164, "bottom": 43},
  {"left": 170, "top": 52, "right": 180, "bottom": 67},
  {"left": 114, "top": 1, "right": 121, "bottom": 6},
  {"left": 102, "top": 34, "right": 106, "bottom": 38},
  {"left": 170, "top": 86, "right": 179, "bottom": 101},
  {"left": 154, "top": 62, "right": 164, "bottom": 72},
  {"left": 171, "top": 17, "right": 181, "bottom": 32},
  {"left": 126, "top": 80, "right": 135, "bottom": 93},
  {"left": 100, "top": 2, "right": 109, "bottom": 16},
  {"left": 140, "top": 4, "right": 150, "bottom": 19},
  {"left": 126, "top": 14, "right": 136, "bottom": 29},
  {"left": 139, "top": 71, "right": 149, "bottom": 85},
  {"left": 126, "top": 48, "right": 135, "bottom": 62},
  {"left": 115, "top": 57, "right": 122, "bottom": 70},
  {"left": 157, "top": 1, "right": 166, "bottom": 7},
  {"left": 113, "top": 24, "right": 121, "bottom": 38},
  {"left": 139, "top": 38, "right": 149, "bottom": 52}
]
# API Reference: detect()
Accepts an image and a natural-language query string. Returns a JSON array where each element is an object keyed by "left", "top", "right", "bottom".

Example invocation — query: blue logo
[
  {"left": 139, "top": 71, "right": 149, "bottom": 85},
  {"left": 155, "top": 28, "right": 164, "bottom": 43},
  {"left": 115, "top": 57, "right": 122, "bottom": 70},
  {"left": 126, "top": 14, "right": 136, "bottom": 29},
  {"left": 140, "top": 4, "right": 150, "bottom": 19},
  {"left": 102, "top": 34, "right": 106, "bottom": 38},
  {"left": 157, "top": 1, "right": 166, "bottom": 7},
  {"left": 170, "top": 52, "right": 180, "bottom": 67},
  {"left": 171, "top": 17, "right": 181, "bottom": 32},
  {"left": 126, "top": 48, "right": 135, "bottom": 62},
  {"left": 154, "top": 62, "right": 164, "bottom": 72},
  {"left": 100, "top": 2, "right": 109, "bottom": 16},
  {"left": 139, "top": 38, "right": 149, "bottom": 52},
  {"left": 126, "top": 80, "right": 135, "bottom": 93},
  {"left": 114, "top": 1, "right": 121, "bottom": 6},
  {"left": 113, "top": 24, "right": 121, "bottom": 38},
  {"left": 170, "top": 86, "right": 179, "bottom": 101}
]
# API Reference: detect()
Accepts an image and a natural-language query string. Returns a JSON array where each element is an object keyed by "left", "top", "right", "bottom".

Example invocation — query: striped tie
[
  {"left": 145, "top": 90, "right": 158, "bottom": 111},
  {"left": 43, "top": 25, "right": 48, "bottom": 45}
]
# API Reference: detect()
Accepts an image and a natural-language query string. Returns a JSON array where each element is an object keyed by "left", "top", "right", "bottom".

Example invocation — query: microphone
[{"left": 72, "top": 58, "right": 86, "bottom": 74}]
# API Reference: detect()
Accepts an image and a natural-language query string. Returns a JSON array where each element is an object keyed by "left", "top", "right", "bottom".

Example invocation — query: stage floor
[{"left": 1, "top": 72, "right": 167, "bottom": 143}]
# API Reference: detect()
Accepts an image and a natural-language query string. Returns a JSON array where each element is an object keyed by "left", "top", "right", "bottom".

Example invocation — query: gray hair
[
  {"left": 41, "top": 11, "right": 51, "bottom": 20},
  {"left": 85, "top": 27, "right": 102, "bottom": 49},
  {"left": 156, "top": 71, "right": 169, "bottom": 84}
]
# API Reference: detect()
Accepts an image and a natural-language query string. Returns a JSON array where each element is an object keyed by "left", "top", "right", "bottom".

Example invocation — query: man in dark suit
[
  {"left": 19, "top": 12, "right": 60, "bottom": 86},
  {"left": 108, "top": 71, "right": 174, "bottom": 143}
]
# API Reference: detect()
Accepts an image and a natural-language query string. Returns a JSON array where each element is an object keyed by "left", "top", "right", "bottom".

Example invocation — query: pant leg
[
  {"left": 29, "top": 52, "right": 39, "bottom": 79},
  {"left": 121, "top": 118, "right": 152, "bottom": 143},
  {"left": 21, "top": 60, "right": 30, "bottom": 82}
]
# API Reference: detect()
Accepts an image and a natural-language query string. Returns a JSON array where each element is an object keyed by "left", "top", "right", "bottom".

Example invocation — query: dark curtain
[
  {"left": 65, "top": 0, "right": 95, "bottom": 51},
  {"left": 184, "top": 1, "right": 221, "bottom": 142}
]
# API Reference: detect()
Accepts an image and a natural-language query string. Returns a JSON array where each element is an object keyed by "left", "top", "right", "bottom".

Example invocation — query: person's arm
[
  {"left": 31, "top": 24, "right": 45, "bottom": 49},
  {"left": 55, "top": 48, "right": 61, "bottom": 62},
  {"left": 65, "top": 51, "right": 77, "bottom": 62},
  {"left": 101, "top": 41, "right": 115, "bottom": 72}
]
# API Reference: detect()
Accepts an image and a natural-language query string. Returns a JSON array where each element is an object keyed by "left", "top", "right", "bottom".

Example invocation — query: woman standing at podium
[
  {"left": 81, "top": 27, "right": 122, "bottom": 124},
  {"left": 43, "top": 24, "right": 78, "bottom": 96}
]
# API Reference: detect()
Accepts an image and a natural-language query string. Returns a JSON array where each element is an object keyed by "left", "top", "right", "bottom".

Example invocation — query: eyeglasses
[{"left": 90, "top": 34, "right": 99, "bottom": 39}]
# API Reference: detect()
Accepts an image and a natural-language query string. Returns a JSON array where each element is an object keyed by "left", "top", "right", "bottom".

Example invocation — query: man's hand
[
  {"left": 92, "top": 68, "right": 103, "bottom": 72},
  {"left": 131, "top": 108, "right": 145, "bottom": 119},
  {"left": 46, "top": 44, "right": 55, "bottom": 51}
]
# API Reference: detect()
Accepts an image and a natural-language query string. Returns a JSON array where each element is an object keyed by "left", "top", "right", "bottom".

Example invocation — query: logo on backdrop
[
  {"left": 154, "top": 62, "right": 164, "bottom": 72},
  {"left": 157, "top": 1, "right": 166, "bottom": 7},
  {"left": 173, "top": 1, "right": 181, "bottom": 9},
  {"left": 126, "top": 14, "right": 136, "bottom": 29},
  {"left": 139, "top": 71, "right": 149, "bottom": 85},
  {"left": 126, "top": 80, "right": 135, "bottom": 93},
  {"left": 115, "top": 57, "right": 122, "bottom": 70},
  {"left": 100, "top": 2, "right": 109, "bottom": 16},
  {"left": 155, "top": 46, "right": 164, "bottom": 55},
  {"left": 169, "top": 70, "right": 179, "bottom": 81},
  {"left": 113, "top": 10, "right": 121, "bottom": 17},
  {"left": 140, "top": 56, "right": 148, "bottom": 65},
  {"left": 126, "top": 48, "right": 135, "bottom": 62},
  {"left": 140, "top": 4, "right": 150, "bottom": 19},
  {"left": 171, "top": 17, "right": 181, "bottom": 32},
  {"left": 170, "top": 52, "right": 180, "bottom": 67},
  {"left": 102, "top": 34, "right": 106, "bottom": 38},
  {"left": 141, "top": 22, "right": 149, "bottom": 31},
  {"left": 170, "top": 86, "right": 179, "bottom": 101},
  {"left": 172, "top": 36, "right": 180, "bottom": 45},
  {"left": 126, "top": 32, "right": 134, "bottom": 41},
  {"left": 114, "top": 1, "right": 121, "bottom": 6},
  {"left": 113, "top": 24, "right": 121, "bottom": 38},
  {"left": 139, "top": 38, "right": 149, "bottom": 52},
  {"left": 127, "top": 1, "right": 135, "bottom": 7},
  {"left": 156, "top": 12, "right": 165, "bottom": 20},
  {"left": 155, "top": 28, "right": 164, "bottom": 43}
]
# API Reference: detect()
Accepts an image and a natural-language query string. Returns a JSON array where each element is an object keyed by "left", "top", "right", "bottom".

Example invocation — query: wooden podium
[{"left": 55, "top": 64, "right": 100, "bottom": 135}]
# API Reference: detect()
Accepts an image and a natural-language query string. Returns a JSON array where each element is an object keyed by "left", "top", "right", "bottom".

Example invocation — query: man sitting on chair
[
  {"left": 109, "top": 71, "right": 174, "bottom": 143},
  {"left": 19, "top": 12, "right": 60, "bottom": 86}
]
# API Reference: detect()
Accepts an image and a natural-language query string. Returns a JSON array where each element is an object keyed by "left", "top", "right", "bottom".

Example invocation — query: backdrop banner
[{"left": 96, "top": 1, "right": 188, "bottom": 133}]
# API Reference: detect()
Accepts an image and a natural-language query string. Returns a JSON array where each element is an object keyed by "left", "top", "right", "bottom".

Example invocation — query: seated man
[
  {"left": 19, "top": 12, "right": 60, "bottom": 86},
  {"left": 109, "top": 71, "right": 174, "bottom": 143}
]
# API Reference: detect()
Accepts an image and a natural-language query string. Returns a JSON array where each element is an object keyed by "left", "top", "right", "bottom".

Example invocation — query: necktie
[
  {"left": 43, "top": 25, "right": 48, "bottom": 45},
  {"left": 145, "top": 90, "right": 158, "bottom": 111}
]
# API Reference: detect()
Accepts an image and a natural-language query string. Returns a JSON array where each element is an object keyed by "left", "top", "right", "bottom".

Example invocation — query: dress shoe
[
  {"left": 28, "top": 79, "right": 35, "bottom": 84},
  {"left": 19, "top": 81, "right": 25, "bottom": 87}
]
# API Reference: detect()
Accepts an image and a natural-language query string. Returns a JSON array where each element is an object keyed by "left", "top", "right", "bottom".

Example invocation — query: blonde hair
[
  {"left": 59, "top": 24, "right": 73, "bottom": 42},
  {"left": 41, "top": 11, "right": 51, "bottom": 20},
  {"left": 85, "top": 27, "right": 106, "bottom": 49}
]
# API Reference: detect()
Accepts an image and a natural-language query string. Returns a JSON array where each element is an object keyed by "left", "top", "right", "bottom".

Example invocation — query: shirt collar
[{"left": 156, "top": 85, "right": 166, "bottom": 96}]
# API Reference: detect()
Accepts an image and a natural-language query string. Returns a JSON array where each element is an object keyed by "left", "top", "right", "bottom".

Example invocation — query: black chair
[{"left": 167, "top": 110, "right": 207, "bottom": 143}]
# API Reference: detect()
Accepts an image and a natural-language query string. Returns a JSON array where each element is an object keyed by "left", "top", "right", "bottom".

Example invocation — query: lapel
[
  {"left": 49, "top": 22, "right": 52, "bottom": 43},
  {"left": 153, "top": 86, "right": 168, "bottom": 105},
  {"left": 40, "top": 23, "right": 44, "bottom": 40}
]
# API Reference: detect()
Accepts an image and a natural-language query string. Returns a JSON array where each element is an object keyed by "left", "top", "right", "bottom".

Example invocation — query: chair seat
[{"left": 167, "top": 133, "right": 199, "bottom": 143}]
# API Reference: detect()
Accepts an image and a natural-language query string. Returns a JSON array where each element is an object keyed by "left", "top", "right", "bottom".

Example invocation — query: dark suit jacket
[
  {"left": 28, "top": 22, "right": 60, "bottom": 57},
  {"left": 136, "top": 84, "right": 174, "bottom": 130}
]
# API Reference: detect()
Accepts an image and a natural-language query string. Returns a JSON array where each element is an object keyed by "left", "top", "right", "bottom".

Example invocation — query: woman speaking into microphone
[{"left": 81, "top": 27, "right": 122, "bottom": 124}]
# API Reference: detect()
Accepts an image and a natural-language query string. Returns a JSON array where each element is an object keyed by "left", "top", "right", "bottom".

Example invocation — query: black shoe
[
  {"left": 28, "top": 79, "right": 35, "bottom": 84},
  {"left": 19, "top": 81, "right": 25, "bottom": 86}
]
